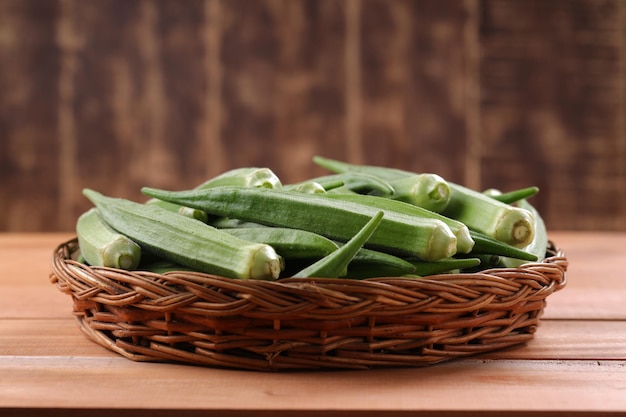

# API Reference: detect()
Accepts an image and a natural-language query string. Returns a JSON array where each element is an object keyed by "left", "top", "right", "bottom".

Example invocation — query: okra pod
[
  {"left": 314, "top": 156, "right": 451, "bottom": 212},
  {"left": 292, "top": 211, "right": 384, "bottom": 278},
  {"left": 406, "top": 257, "right": 482, "bottom": 277},
  {"left": 145, "top": 198, "right": 209, "bottom": 223},
  {"left": 320, "top": 193, "right": 474, "bottom": 254},
  {"left": 221, "top": 227, "right": 339, "bottom": 260},
  {"left": 286, "top": 173, "right": 395, "bottom": 196},
  {"left": 83, "top": 189, "right": 283, "bottom": 280},
  {"left": 76, "top": 207, "right": 142, "bottom": 270},
  {"left": 443, "top": 183, "right": 535, "bottom": 247},
  {"left": 469, "top": 230, "right": 538, "bottom": 261},
  {"left": 345, "top": 247, "right": 417, "bottom": 278},
  {"left": 142, "top": 186, "right": 458, "bottom": 262},
  {"left": 499, "top": 199, "right": 548, "bottom": 267},
  {"left": 313, "top": 156, "right": 535, "bottom": 248}
]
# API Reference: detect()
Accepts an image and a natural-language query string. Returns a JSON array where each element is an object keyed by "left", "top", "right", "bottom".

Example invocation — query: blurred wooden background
[{"left": 1, "top": 0, "right": 624, "bottom": 232}]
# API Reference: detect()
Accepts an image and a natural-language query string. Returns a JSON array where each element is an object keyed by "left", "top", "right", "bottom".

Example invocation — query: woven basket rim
[{"left": 49, "top": 237, "right": 568, "bottom": 371}]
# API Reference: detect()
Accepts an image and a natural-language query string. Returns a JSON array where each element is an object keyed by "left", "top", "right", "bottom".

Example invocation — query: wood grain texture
[
  {"left": 479, "top": 0, "right": 626, "bottom": 230},
  {"left": 65, "top": 1, "right": 210, "bottom": 220},
  {"left": 0, "top": 1, "right": 61, "bottom": 232},
  {"left": 0, "top": 0, "right": 624, "bottom": 231},
  {"left": 220, "top": 0, "right": 348, "bottom": 183}
]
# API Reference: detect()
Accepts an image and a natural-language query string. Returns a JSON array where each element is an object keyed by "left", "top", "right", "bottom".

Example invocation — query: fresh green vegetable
[
  {"left": 382, "top": 174, "right": 451, "bottom": 213},
  {"left": 207, "top": 217, "right": 265, "bottom": 229},
  {"left": 76, "top": 207, "right": 142, "bottom": 270},
  {"left": 313, "top": 156, "right": 535, "bottom": 248},
  {"left": 141, "top": 186, "right": 458, "bottom": 262},
  {"left": 221, "top": 227, "right": 339, "bottom": 260},
  {"left": 145, "top": 198, "right": 209, "bottom": 223},
  {"left": 406, "top": 257, "right": 482, "bottom": 277},
  {"left": 286, "top": 173, "right": 395, "bottom": 196},
  {"left": 344, "top": 247, "right": 417, "bottom": 278},
  {"left": 469, "top": 231, "right": 538, "bottom": 261},
  {"left": 313, "top": 155, "right": 411, "bottom": 182},
  {"left": 443, "top": 183, "right": 535, "bottom": 247},
  {"left": 314, "top": 156, "right": 450, "bottom": 212},
  {"left": 195, "top": 167, "right": 282, "bottom": 189},
  {"left": 499, "top": 199, "right": 548, "bottom": 267},
  {"left": 314, "top": 156, "right": 451, "bottom": 213},
  {"left": 319, "top": 192, "right": 474, "bottom": 254},
  {"left": 292, "top": 211, "right": 384, "bottom": 278},
  {"left": 83, "top": 189, "right": 283, "bottom": 280}
]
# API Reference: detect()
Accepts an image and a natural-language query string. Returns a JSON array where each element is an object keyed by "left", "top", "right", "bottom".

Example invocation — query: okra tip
[{"left": 82, "top": 188, "right": 100, "bottom": 201}]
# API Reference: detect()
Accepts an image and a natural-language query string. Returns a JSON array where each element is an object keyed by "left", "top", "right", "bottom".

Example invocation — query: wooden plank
[
  {"left": 541, "top": 231, "right": 626, "bottom": 320},
  {"left": 0, "top": 1, "right": 61, "bottom": 232},
  {"left": 0, "top": 234, "right": 73, "bottom": 319},
  {"left": 0, "top": 233, "right": 73, "bottom": 286},
  {"left": 1, "top": 355, "right": 624, "bottom": 413},
  {"left": 479, "top": 0, "right": 626, "bottom": 231},
  {"left": 0, "top": 319, "right": 115, "bottom": 357},
  {"left": 480, "top": 320, "right": 626, "bottom": 360}
]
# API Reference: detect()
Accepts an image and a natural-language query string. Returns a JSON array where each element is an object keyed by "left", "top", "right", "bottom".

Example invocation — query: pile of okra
[{"left": 76, "top": 156, "right": 547, "bottom": 281}]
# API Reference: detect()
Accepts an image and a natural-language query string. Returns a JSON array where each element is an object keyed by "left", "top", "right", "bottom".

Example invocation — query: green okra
[
  {"left": 83, "top": 189, "right": 283, "bottom": 280},
  {"left": 221, "top": 227, "right": 339, "bottom": 260},
  {"left": 468, "top": 230, "right": 537, "bottom": 261},
  {"left": 292, "top": 211, "right": 384, "bottom": 278},
  {"left": 313, "top": 156, "right": 535, "bottom": 248},
  {"left": 141, "top": 186, "right": 458, "bottom": 262},
  {"left": 405, "top": 257, "right": 482, "bottom": 277},
  {"left": 319, "top": 192, "right": 474, "bottom": 254},
  {"left": 286, "top": 172, "right": 395, "bottom": 196},
  {"left": 498, "top": 199, "right": 548, "bottom": 267},
  {"left": 344, "top": 247, "right": 417, "bottom": 279},
  {"left": 313, "top": 156, "right": 451, "bottom": 212},
  {"left": 76, "top": 207, "right": 142, "bottom": 270},
  {"left": 145, "top": 198, "right": 209, "bottom": 223}
]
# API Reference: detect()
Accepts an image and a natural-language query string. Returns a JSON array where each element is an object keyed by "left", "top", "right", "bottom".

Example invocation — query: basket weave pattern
[{"left": 50, "top": 238, "right": 567, "bottom": 371}]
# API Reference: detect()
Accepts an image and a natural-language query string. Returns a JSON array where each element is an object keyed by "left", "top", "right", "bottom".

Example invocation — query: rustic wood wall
[{"left": 1, "top": 0, "right": 624, "bottom": 232}]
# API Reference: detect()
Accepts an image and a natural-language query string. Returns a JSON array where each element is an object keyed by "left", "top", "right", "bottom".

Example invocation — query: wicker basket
[{"left": 50, "top": 238, "right": 567, "bottom": 371}]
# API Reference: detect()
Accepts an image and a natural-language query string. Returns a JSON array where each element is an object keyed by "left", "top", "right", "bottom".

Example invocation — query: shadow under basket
[{"left": 50, "top": 238, "right": 568, "bottom": 371}]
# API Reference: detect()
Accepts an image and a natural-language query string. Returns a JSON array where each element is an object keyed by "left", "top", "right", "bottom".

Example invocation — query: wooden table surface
[{"left": 1, "top": 232, "right": 625, "bottom": 416}]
